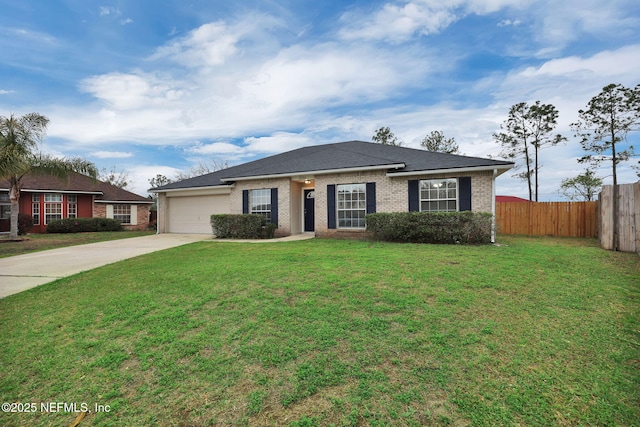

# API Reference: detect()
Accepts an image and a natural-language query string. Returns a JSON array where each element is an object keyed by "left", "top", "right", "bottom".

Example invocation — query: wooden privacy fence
[
  {"left": 496, "top": 201, "right": 597, "bottom": 237},
  {"left": 599, "top": 182, "right": 640, "bottom": 253}
]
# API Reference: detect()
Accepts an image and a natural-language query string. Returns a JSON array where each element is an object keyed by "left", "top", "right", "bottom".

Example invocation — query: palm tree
[{"left": 0, "top": 113, "right": 97, "bottom": 239}]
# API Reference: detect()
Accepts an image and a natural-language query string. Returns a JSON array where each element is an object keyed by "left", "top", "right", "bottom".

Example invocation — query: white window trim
[
  {"left": 68, "top": 195, "right": 77, "bottom": 219},
  {"left": 419, "top": 178, "right": 459, "bottom": 212},
  {"left": 44, "top": 193, "right": 63, "bottom": 224},
  {"left": 250, "top": 189, "right": 272, "bottom": 222},
  {"left": 108, "top": 204, "right": 137, "bottom": 225},
  {"left": 32, "top": 194, "right": 40, "bottom": 225},
  {"left": 337, "top": 183, "right": 367, "bottom": 229}
]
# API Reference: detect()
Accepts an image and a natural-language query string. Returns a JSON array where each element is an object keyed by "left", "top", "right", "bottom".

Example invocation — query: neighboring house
[
  {"left": 496, "top": 195, "right": 530, "bottom": 203},
  {"left": 151, "top": 140, "right": 514, "bottom": 241},
  {"left": 0, "top": 172, "right": 153, "bottom": 233}
]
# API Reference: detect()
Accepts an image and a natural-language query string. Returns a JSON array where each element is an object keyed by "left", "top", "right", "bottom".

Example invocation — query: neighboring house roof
[
  {"left": 152, "top": 140, "right": 514, "bottom": 191},
  {"left": 0, "top": 172, "right": 152, "bottom": 203},
  {"left": 496, "top": 195, "right": 530, "bottom": 202}
]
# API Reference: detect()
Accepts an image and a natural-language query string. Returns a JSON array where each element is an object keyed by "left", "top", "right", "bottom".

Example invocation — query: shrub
[
  {"left": 18, "top": 214, "right": 33, "bottom": 235},
  {"left": 211, "top": 214, "right": 277, "bottom": 239},
  {"left": 365, "top": 211, "right": 493, "bottom": 244},
  {"left": 46, "top": 218, "right": 124, "bottom": 233}
]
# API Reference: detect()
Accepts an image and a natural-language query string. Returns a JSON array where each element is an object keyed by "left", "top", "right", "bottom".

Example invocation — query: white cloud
[
  {"left": 243, "top": 132, "right": 316, "bottom": 154},
  {"left": 127, "top": 165, "right": 183, "bottom": 196},
  {"left": 121, "top": 18, "right": 133, "bottom": 26},
  {"left": 187, "top": 142, "right": 245, "bottom": 155},
  {"left": 99, "top": 6, "right": 120, "bottom": 16},
  {"left": 90, "top": 150, "right": 134, "bottom": 159},
  {"left": 339, "top": 1, "right": 459, "bottom": 42},
  {"left": 0, "top": 89, "right": 15, "bottom": 95},
  {"left": 497, "top": 18, "right": 522, "bottom": 27},
  {"left": 79, "top": 72, "right": 188, "bottom": 110},
  {"left": 338, "top": 0, "right": 533, "bottom": 42}
]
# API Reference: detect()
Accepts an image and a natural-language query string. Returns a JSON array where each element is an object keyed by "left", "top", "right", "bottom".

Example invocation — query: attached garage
[{"left": 161, "top": 189, "right": 231, "bottom": 234}]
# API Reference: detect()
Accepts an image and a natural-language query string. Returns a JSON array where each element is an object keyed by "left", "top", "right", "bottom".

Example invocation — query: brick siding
[
  {"left": 232, "top": 170, "right": 494, "bottom": 238},
  {"left": 231, "top": 178, "right": 292, "bottom": 237}
]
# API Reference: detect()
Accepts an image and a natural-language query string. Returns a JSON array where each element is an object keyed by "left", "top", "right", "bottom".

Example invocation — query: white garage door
[{"left": 168, "top": 194, "right": 230, "bottom": 234}]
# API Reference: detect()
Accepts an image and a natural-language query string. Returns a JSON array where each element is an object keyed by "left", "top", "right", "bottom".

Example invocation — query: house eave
[
  {"left": 222, "top": 163, "right": 407, "bottom": 182},
  {"left": 150, "top": 184, "right": 234, "bottom": 194},
  {"left": 4, "top": 188, "right": 105, "bottom": 196},
  {"left": 95, "top": 200, "right": 154, "bottom": 204},
  {"left": 387, "top": 164, "right": 514, "bottom": 177}
]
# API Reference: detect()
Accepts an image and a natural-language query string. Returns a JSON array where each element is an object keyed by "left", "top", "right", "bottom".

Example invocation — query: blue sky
[{"left": 1, "top": 0, "right": 639, "bottom": 198}]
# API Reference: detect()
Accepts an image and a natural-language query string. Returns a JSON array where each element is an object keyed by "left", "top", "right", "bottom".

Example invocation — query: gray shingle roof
[{"left": 151, "top": 140, "right": 513, "bottom": 191}]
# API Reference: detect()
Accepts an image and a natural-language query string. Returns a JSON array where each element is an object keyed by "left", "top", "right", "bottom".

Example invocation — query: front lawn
[
  {"left": 0, "top": 230, "right": 156, "bottom": 258},
  {"left": 1, "top": 237, "right": 638, "bottom": 426}
]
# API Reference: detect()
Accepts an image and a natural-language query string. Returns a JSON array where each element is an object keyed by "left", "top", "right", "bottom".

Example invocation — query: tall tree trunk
[
  {"left": 611, "top": 126, "right": 618, "bottom": 251},
  {"left": 523, "top": 139, "right": 532, "bottom": 201},
  {"left": 534, "top": 145, "right": 539, "bottom": 202},
  {"left": 9, "top": 184, "right": 20, "bottom": 239}
]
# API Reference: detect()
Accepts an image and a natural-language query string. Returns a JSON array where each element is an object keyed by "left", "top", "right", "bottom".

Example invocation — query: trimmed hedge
[
  {"left": 211, "top": 214, "right": 277, "bottom": 239},
  {"left": 365, "top": 211, "right": 493, "bottom": 244},
  {"left": 46, "top": 218, "right": 124, "bottom": 233}
]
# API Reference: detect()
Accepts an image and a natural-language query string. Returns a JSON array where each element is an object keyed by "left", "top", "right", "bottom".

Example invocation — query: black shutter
[
  {"left": 270, "top": 188, "right": 278, "bottom": 225},
  {"left": 408, "top": 180, "right": 419, "bottom": 212},
  {"left": 459, "top": 177, "right": 472, "bottom": 211},
  {"left": 366, "top": 182, "right": 376, "bottom": 214},
  {"left": 327, "top": 184, "right": 336, "bottom": 229},
  {"left": 242, "top": 190, "right": 249, "bottom": 214}
]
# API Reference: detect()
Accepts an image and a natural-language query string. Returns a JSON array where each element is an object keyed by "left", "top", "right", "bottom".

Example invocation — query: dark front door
[{"left": 304, "top": 189, "right": 315, "bottom": 232}]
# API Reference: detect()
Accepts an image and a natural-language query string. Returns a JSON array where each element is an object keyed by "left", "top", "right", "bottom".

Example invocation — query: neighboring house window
[
  {"left": 337, "top": 183, "right": 366, "bottom": 229},
  {"left": 68, "top": 195, "right": 77, "bottom": 218},
  {"left": 250, "top": 189, "right": 272, "bottom": 222},
  {"left": 32, "top": 194, "right": 40, "bottom": 225},
  {"left": 44, "top": 193, "right": 63, "bottom": 224},
  {"left": 420, "top": 178, "right": 457, "bottom": 212},
  {"left": 113, "top": 204, "right": 131, "bottom": 224}
]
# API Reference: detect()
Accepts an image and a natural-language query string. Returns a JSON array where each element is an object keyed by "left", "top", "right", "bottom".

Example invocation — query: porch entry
[{"left": 304, "top": 189, "right": 315, "bottom": 232}]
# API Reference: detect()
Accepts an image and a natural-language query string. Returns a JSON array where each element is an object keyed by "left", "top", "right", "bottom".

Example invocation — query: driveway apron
[{"left": 0, "top": 234, "right": 210, "bottom": 298}]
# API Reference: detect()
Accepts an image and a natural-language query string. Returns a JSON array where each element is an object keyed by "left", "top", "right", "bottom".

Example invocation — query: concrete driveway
[{"left": 0, "top": 234, "right": 210, "bottom": 298}]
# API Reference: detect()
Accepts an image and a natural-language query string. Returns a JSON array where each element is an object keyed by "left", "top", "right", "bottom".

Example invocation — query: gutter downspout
[{"left": 491, "top": 169, "right": 497, "bottom": 243}]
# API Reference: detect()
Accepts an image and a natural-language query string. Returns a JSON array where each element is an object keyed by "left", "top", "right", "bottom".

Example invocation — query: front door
[{"left": 304, "top": 189, "right": 315, "bottom": 232}]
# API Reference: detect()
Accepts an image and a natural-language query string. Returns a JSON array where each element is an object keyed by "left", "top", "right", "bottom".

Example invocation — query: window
[
  {"left": 32, "top": 194, "right": 40, "bottom": 225},
  {"left": 113, "top": 204, "right": 131, "bottom": 224},
  {"left": 250, "top": 189, "right": 271, "bottom": 222},
  {"left": 44, "top": 193, "right": 63, "bottom": 224},
  {"left": 420, "top": 179, "right": 457, "bottom": 212},
  {"left": 337, "top": 183, "right": 366, "bottom": 228},
  {"left": 68, "top": 195, "right": 77, "bottom": 218}
]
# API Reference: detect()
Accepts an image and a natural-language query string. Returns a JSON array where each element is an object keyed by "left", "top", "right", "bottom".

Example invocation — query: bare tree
[
  {"left": 175, "top": 159, "right": 229, "bottom": 181},
  {"left": 99, "top": 166, "right": 131, "bottom": 189}
]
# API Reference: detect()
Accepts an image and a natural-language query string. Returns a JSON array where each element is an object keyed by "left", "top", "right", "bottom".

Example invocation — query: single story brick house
[
  {"left": 0, "top": 172, "right": 154, "bottom": 233},
  {"left": 151, "top": 141, "right": 514, "bottom": 241}
]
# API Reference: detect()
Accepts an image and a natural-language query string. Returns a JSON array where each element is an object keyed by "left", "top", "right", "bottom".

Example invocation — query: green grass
[
  {"left": 0, "top": 230, "right": 156, "bottom": 258},
  {"left": 1, "top": 236, "right": 638, "bottom": 426}
]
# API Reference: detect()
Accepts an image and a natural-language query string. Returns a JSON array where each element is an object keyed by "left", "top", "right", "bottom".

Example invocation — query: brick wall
[
  {"left": 93, "top": 202, "right": 106, "bottom": 219},
  {"left": 231, "top": 178, "right": 292, "bottom": 237},
  {"left": 227, "top": 170, "right": 495, "bottom": 238},
  {"left": 93, "top": 202, "right": 151, "bottom": 231},
  {"left": 314, "top": 170, "right": 494, "bottom": 238}
]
